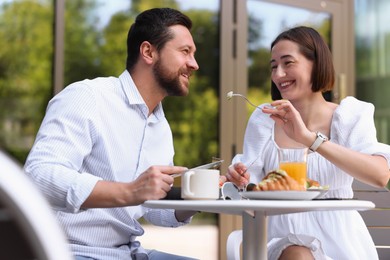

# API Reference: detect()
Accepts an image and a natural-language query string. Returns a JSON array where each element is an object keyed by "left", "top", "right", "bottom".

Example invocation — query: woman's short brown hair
[{"left": 270, "top": 26, "right": 335, "bottom": 100}]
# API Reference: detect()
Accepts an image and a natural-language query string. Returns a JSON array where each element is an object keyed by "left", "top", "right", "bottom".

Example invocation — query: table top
[{"left": 143, "top": 199, "right": 375, "bottom": 216}]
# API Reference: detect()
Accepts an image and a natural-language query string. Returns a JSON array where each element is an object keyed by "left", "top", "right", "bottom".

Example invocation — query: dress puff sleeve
[{"left": 331, "top": 96, "right": 390, "bottom": 168}]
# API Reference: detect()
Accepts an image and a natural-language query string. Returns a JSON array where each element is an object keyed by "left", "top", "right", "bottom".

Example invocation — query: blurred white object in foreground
[{"left": 0, "top": 150, "right": 73, "bottom": 260}]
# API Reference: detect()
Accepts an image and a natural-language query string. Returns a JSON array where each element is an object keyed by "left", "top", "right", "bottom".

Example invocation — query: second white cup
[{"left": 181, "top": 169, "right": 220, "bottom": 200}]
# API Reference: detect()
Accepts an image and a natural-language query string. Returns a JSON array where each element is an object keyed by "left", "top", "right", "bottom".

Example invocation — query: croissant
[{"left": 253, "top": 169, "right": 306, "bottom": 191}]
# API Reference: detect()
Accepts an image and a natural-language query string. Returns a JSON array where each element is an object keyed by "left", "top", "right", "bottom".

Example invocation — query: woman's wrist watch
[{"left": 309, "top": 132, "right": 328, "bottom": 152}]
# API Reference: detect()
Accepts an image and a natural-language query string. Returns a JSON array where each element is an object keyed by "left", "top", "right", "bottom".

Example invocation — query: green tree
[
  {"left": 0, "top": 0, "right": 221, "bottom": 168},
  {"left": 163, "top": 8, "right": 220, "bottom": 167},
  {"left": 0, "top": 0, "right": 52, "bottom": 161},
  {"left": 185, "top": 9, "right": 219, "bottom": 93},
  {"left": 130, "top": 0, "right": 179, "bottom": 15},
  {"left": 63, "top": 0, "right": 105, "bottom": 85},
  {"left": 248, "top": 48, "right": 271, "bottom": 92},
  {"left": 100, "top": 12, "right": 132, "bottom": 76}
]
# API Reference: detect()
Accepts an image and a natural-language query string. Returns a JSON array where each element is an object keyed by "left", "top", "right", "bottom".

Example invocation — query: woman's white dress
[{"left": 232, "top": 97, "right": 390, "bottom": 260}]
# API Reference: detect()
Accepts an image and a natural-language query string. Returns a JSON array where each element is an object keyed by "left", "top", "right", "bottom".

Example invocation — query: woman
[{"left": 226, "top": 26, "right": 390, "bottom": 259}]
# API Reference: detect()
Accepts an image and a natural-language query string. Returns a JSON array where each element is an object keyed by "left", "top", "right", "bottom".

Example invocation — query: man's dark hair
[
  {"left": 126, "top": 8, "right": 192, "bottom": 72},
  {"left": 270, "top": 26, "right": 335, "bottom": 100}
]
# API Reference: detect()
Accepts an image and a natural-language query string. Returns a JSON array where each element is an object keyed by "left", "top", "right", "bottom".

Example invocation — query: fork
[
  {"left": 226, "top": 91, "right": 261, "bottom": 110},
  {"left": 233, "top": 154, "right": 261, "bottom": 191}
]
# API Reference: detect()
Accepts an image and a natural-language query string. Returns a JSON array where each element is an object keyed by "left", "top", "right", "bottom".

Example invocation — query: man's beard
[{"left": 153, "top": 59, "right": 188, "bottom": 96}]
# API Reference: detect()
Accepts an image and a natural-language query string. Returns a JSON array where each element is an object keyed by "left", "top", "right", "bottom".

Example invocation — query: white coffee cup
[{"left": 181, "top": 169, "right": 220, "bottom": 200}]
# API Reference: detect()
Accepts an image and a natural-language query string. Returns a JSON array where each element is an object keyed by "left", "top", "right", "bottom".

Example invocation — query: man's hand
[
  {"left": 81, "top": 165, "right": 187, "bottom": 208},
  {"left": 130, "top": 165, "right": 187, "bottom": 203}
]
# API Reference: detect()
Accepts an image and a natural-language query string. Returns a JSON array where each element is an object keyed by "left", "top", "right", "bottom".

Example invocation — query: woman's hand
[
  {"left": 225, "top": 162, "right": 250, "bottom": 188},
  {"left": 262, "top": 100, "right": 313, "bottom": 146}
]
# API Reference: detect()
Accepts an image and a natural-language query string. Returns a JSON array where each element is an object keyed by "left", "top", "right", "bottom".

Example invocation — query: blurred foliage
[
  {"left": 100, "top": 12, "right": 132, "bottom": 76},
  {"left": 0, "top": 0, "right": 224, "bottom": 168},
  {"left": 185, "top": 9, "right": 220, "bottom": 94},
  {"left": 131, "top": 0, "right": 179, "bottom": 14},
  {"left": 63, "top": 0, "right": 106, "bottom": 85},
  {"left": 0, "top": 0, "right": 53, "bottom": 161}
]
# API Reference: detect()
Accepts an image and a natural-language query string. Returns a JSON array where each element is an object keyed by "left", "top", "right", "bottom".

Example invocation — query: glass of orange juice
[{"left": 278, "top": 147, "right": 308, "bottom": 187}]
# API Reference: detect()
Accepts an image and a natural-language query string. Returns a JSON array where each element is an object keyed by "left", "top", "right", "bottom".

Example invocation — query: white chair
[
  {"left": 0, "top": 150, "right": 73, "bottom": 260},
  {"left": 227, "top": 229, "right": 243, "bottom": 260}
]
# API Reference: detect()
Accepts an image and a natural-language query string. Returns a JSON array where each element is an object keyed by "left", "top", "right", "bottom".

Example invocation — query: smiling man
[{"left": 24, "top": 8, "right": 199, "bottom": 260}]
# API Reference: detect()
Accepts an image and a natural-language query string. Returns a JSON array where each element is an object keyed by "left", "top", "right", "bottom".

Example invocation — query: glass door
[{"left": 219, "top": 0, "right": 354, "bottom": 258}]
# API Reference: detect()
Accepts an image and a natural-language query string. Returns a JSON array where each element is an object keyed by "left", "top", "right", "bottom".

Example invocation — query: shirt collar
[{"left": 119, "top": 70, "right": 165, "bottom": 120}]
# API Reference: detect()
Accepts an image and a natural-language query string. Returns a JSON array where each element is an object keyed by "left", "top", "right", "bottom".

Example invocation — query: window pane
[{"left": 355, "top": 0, "right": 390, "bottom": 143}]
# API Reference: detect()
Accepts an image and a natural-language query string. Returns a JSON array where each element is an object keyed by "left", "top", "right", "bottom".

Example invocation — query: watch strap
[{"left": 309, "top": 132, "right": 328, "bottom": 152}]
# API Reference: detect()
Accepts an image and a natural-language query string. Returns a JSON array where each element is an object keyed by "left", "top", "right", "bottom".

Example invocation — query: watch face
[{"left": 317, "top": 132, "right": 328, "bottom": 141}]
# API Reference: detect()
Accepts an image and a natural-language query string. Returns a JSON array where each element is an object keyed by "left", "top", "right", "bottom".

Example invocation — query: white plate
[
  {"left": 240, "top": 190, "right": 321, "bottom": 200},
  {"left": 306, "top": 188, "right": 329, "bottom": 199}
]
